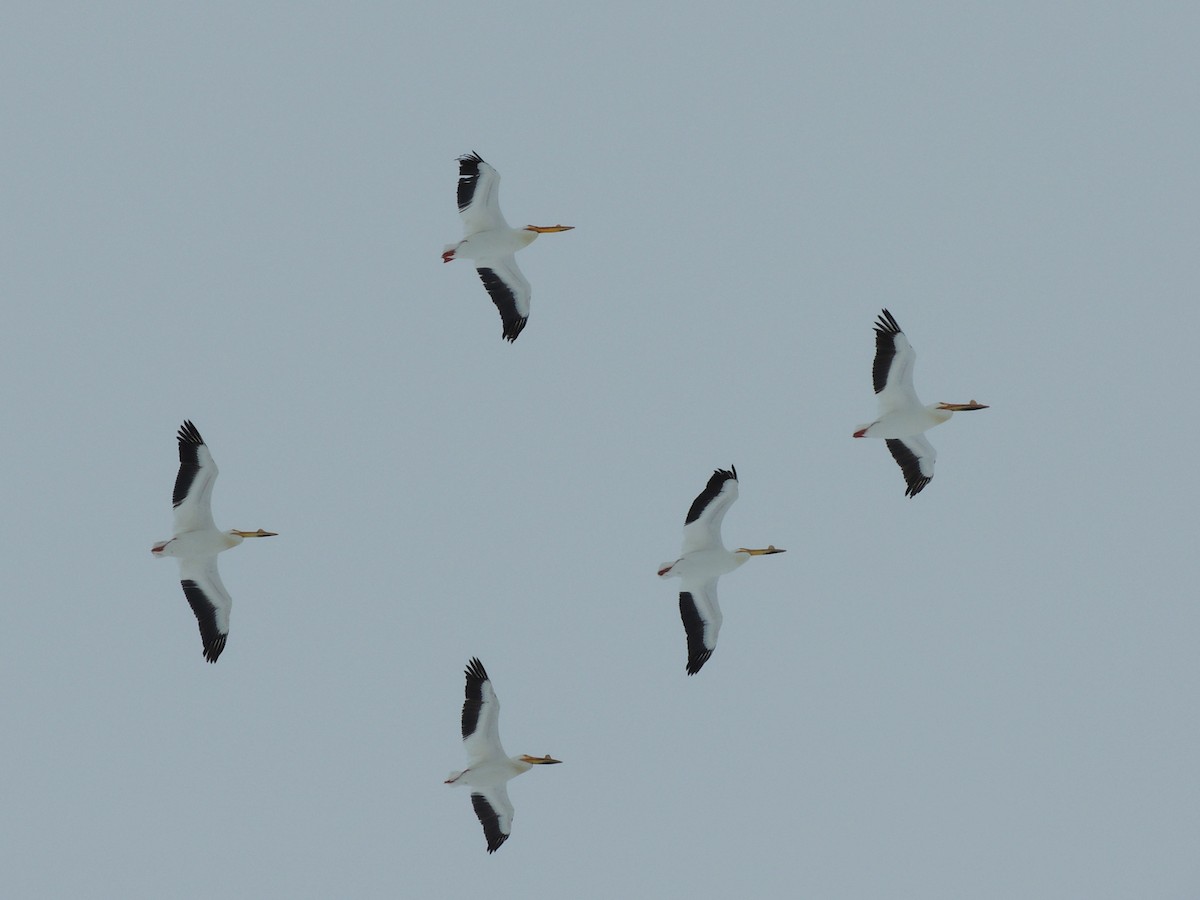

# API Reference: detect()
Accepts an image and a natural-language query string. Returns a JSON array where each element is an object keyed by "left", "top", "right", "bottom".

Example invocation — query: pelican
[
  {"left": 854, "top": 309, "right": 988, "bottom": 496},
  {"left": 445, "top": 658, "right": 561, "bottom": 853},
  {"left": 442, "top": 152, "right": 573, "bottom": 342},
  {"left": 151, "top": 421, "right": 276, "bottom": 662},
  {"left": 657, "top": 467, "right": 784, "bottom": 675}
]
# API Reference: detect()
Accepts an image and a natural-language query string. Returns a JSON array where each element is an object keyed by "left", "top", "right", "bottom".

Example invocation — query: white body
[
  {"left": 444, "top": 226, "right": 538, "bottom": 263},
  {"left": 153, "top": 421, "right": 274, "bottom": 662},
  {"left": 443, "top": 153, "right": 571, "bottom": 342},
  {"left": 856, "top": 403, "right": 952, "bottom": 440},
  {"left": 658, "top": 469, "right": 782, "bottom": 675},
  {"left": 855, "top": 310, "right": 986, "bottom": 496},
  {"left": 446, "top": 658, "right": 559, "bottom": 853},
  {"left": 154, "top": 529, "right": 242, "bottom": 560}
]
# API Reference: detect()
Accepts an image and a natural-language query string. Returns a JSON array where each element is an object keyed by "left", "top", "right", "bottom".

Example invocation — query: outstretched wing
[
  {"left": 470, "top": 785, "right": 514, "bottom": 854},
  {"left": 461, "top": 657, "right": 506, "bottom": 764},
  {"left": 172, "top": 420, "right": 218, "bottom": 534},
  {"left": 476, "top": 257, "right": 530, "bottom": 342},
  {"left": 886, "top": 434, "right": 936, "bottom": 497},
  {"left": 678, "top": 580, "right": 722, "bottom": 675},
  {"left": 178, "top": 556, "right": 232, "bottom": 662},
  {"left": 873, "top": 309, "right": 921, "bottom": 413},
  {"left": 680, "top": 467, "right": 739, "bottom": 555},
  {"left": 456, "top": 152, "right": 509, "bottom": 235}
]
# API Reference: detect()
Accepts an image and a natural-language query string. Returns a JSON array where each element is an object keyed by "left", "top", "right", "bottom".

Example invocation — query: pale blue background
[{"left": 2, "top": 3, "right": 1197, "bottom": 898}]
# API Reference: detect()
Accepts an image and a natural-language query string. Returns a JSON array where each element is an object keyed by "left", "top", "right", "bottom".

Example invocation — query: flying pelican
[
  {"left": 445, "top": 658, "right": 561, "bottom": 853},
  {"left": 657, "top": 468, "right": 784, "bottom": 675},
  {"left": 854, "top": 309, "right": 988, "bottom": 496},
  {"left": 151, "top": 421, "right": 276, "bottom": 662},
  {"left": 442, "top": 152, "right": 573, "bottom": 342}
]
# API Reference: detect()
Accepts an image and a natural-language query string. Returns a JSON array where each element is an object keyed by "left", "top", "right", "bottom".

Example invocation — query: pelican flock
[
  {"left": 442, "top": 152, "right": 574, "bottom": 342},
  {"left": 445, "top": 658, "right": 561, "bottom": 853},
  {"left": 152, "top": 421, "right": 276, "bottom": 662},
  {"left": 132, "top": 149, "right": 995, "bottom": 856},
  {"left": 854, "top": 309, "right": 988, "bottom": 496},
  {"left": 658, "top": 467, "right": 785, "bottom": 674}
]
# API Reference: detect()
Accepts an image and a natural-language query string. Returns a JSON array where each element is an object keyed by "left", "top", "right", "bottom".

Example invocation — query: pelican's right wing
[
  {"left": 872, "top": 309, "right": 921, "bottom": 414},
  {"left": 172, "top": 420, "right": 218, "bottom": 533},
  {"left": 680, "top": 467, "right": 739, "bottom": 555},
  {"left": 461, "top": 657, "right": 506, "bottom": 764},
  {"left": 456, "top": 152, "right": 509, "bottom": 235}
]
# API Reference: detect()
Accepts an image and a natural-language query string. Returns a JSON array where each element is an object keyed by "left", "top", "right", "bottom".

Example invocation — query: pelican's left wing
[
  {"left": 678, "top": 580, "right": 722, "bottom": 675},
  {"left": 476, "top": 256, "right": 530, "bottom": 342},
  {"left": 680, "top": 467, "right": 739, "bottom": 555},
  {"left": 178, "top": 557, "right": 232, "bottom": 662},
  {"left": 470, "top": 785, "right": 514, "bottom": 854},
  {"left": 461, "top": 658, "right": 506, "bottom": 764},
  {"left": 172, "top": 420, "right": 218, "bottom": 533},
  {"left": 457, "top": 152, "right": 508, "bottom": 235},
  {"left": 886, "top": 434, "right": 936, "bottom": 497}
]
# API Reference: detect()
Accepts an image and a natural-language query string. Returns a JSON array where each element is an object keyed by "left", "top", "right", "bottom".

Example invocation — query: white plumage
[
  {"left": 657, "top": 468, "right": 784, "bottom": 675},
  {"left": 442, "top": 152, "right": 573, "bottom": 342},
  {"left": 151, "top": 421, "right": 276, "bottom": 662},
  {"left": 854, "top": 309, "right": 988, "bottom": 496},
  {"left": 445, "top": 658, "right": 561, "bottom": 853}
]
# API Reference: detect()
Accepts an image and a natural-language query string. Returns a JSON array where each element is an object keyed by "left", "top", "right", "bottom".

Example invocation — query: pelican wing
[
  {"left": 678, "top": 580, "right": 722, "bottom": 675},
  {"left": 680, "top": 467, "right": 739, "bottom": 555},
  {"left": 886, "top": 434, "right": 936, "bottom": 497},
  {"left": 873, "top": 309, "right": 921, "bottom": 413},
  {"left": 172, "top": 420, "right": 218, "bottom": 534},
  {"left": 178, "top": 556, "right": 231, "bottom": 662},
  {"left": 470, "top": 786, "right": 514, "bottom": 854},
  {"left": 476, "top": 258, "right": 530, "bottom": 342},
  {"left": 461, "top": 657, "right": 506, "bottom": 765},
  {"left": 456, "top": 152, "right": 509, "bottom": 235}
]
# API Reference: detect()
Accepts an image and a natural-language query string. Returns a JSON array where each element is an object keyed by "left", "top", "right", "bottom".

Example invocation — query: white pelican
[
  {"left": 445, "top": 658, "right": 561, "bottom": 853},
  {"left": 151, "top": 421, "right": 276, "bottom": 662},
  {"left": 657, "top": 468, "right": 784, "bottom": 675},
  {"left": 854, "top": 309, "right": 989, "bottom": 496},
  {"left": 442, "top": 152, "right": 574, "bottom": 342}
]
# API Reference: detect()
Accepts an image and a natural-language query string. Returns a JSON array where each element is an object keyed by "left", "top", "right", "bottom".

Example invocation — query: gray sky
[{"left": 3, "top": 2, "right": 1198, "bottom": 897}]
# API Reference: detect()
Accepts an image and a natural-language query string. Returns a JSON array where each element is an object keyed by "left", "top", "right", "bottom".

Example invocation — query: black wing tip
[
  {"left": 464, "top": 657, "right": 489, "bottom": 681},
  {"left": 685, "top": 650, "right": 713, "bottom": 675},
  {"left": 172, "top": 422, "right": 208, "bottom": 508},
  {"left": 456, "top": 153, "right": 489, "bottom": 212},
  {"left": 502, "top": 318, "right": 528, "bottom": 342},
  {"left": 904, "top": 478, "right": 932, "bottom": 497},
  {"left": 683, "top": 467, "right": 738, "bottom": 525},
  {"left": 176, "top": 420, "right": 205, "bottom": 446},
  {"left": 485, "top": 833, "right": 509, "bottom": 854},
  {"left": 874, "top": 308, "right": 902, "bottom": 336},
  {"left": 202, "top": 635, "right": 227, "bottom": 663}
]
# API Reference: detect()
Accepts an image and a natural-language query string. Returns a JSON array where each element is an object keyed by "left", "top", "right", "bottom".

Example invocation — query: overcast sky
[{"left": 2, "top": 3, "right": 1198, "bottom": 898}]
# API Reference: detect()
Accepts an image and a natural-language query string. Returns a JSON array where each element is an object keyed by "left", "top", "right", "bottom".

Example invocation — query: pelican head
[
  {"left": 735, "top": 545, "right": 786, "bottom": 556},
  {"left": 518, "top": 754, "right": 562, "bottom": 765},
  {"left": 523, "top": 225, "right": 575, "bottom": 233},
  {"left": 231, "top": 528, "right": 278, "bottom": 538},
  {"left": 935, "top": 400, "right": 989, "bottom": 412}
]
